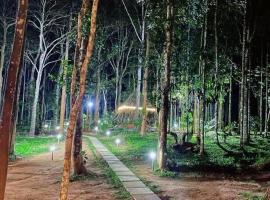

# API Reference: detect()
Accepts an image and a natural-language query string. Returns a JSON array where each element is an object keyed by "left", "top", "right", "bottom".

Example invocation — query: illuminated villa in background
[{"left": 117, "top": 105, "right": 157, "bottom": 113}]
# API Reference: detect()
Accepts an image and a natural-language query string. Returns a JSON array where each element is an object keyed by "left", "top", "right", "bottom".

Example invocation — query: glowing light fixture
[
  {"left": 106, "top": 130, "right": 111, "bottom": 136},
  {"left": 115, "top": 138, "right": 121, "bottom": 147},
  {"left": 49, "top": 145, "right": 56, "bottom": 160},
  {"left": 149, "top": 151, "right": 156, "bottom": 171}
]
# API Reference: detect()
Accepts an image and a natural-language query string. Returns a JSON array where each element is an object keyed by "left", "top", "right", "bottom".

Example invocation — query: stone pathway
[{"left": 87, "top": 136, "right": 161, "bottom": 200}]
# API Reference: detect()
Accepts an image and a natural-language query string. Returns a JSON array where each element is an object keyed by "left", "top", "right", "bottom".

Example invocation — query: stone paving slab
[
  {"left": 128, "top": 187, "right": 153, "bottom": 195},
  {"left": 133, "top": 194, "right": 161, "bottom": 200},
  {"left": 87, "top": 136, "right": 161, "bottom": 200},
  {"left": 118, "top": 175, "right": 140, "bottom": 182},
  {"left": 122, "top": 181, "right": 146, "bottom": 188}
]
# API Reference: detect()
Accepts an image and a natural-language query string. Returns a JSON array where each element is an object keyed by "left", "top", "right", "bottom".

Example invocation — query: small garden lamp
[
  {"left": 56, "top": 134, "right": 62, "bottom": 144},
  {"left": 149, "top": 151, "right": 156, "bottom": 171},
  {"left": 49, "top": 145, "right": 56, "bottom": 160},
  {"left": 115, "top": 138, "right": 121, "bottom": 147},
  {"left": 106, "top": 130, "right": 111, "bottom": 136},
  {"left": 87, "top": 101, "right": 94, "bottom": 108}
]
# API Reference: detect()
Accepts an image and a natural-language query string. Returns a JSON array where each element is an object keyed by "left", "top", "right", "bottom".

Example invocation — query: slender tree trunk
[
  {"left": 228, "top": 63, "right": 233, "bottom": 125},
  {"left": 60, "top": 27, "right": 71, "bottom": 134},
  {"left": 71, "top": 0, "right": 89, "bottom": 176},
  {"left": 158, "top": 0, "right": 173, "bottom": 170},
  {"left": 265, "top": 53, "right": 269, "bottom": 136},
  {"left": 94, "top": 62, "right": 101, "bottom": 126},
  {"left": 240, "top": 1, "right": 247, "bottom": 147},
  {"left": 73, "top": 108, "right": 87, "bottom": 175},
  {"left": 214, "top": 0, "right": 220, "bottom": 144},
  {"left": 30, "top": 65, "right": 43, "bottom": 135},
  {"left": 103, "top": 90, "right": 107, "bottom": 116},
  {"left": 140, "top": 32, "right": 150, "bottom": 136},
  {"left": 59, "top": 0, "right": 99, "bottom": 199},
  {"left": 0, "top": 0, "right": 28, "bottom": 198},
  {"left": 200, "top": 5, "right": 207, "bottom": 155},
  {"left": 0, "top": 19, "right": 7, "bottom": 111},
  {"left": 259, "top": 47, "right": 263, "bottom": 135}
]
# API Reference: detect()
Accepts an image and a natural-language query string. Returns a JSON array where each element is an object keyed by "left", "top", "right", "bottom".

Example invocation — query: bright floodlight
[
  {"left": 55, "top": 126, "right": 60, "bottom": 130},
  {"left": 50, "top": 145, "right": 56, "bottom": 152},
  {"left": 149, "top": 151, "right": 156, "bottom": 160},
  {"left": 87, "top": 101, "right": 94, "bottom": 108},
  {"left": 106, "top": 130, "right": 111, "bottom": 136},
  {"left": 115, "top": 138, "right": 121, "bottom": 146},
  {"left": 94, "top": 126, "right": 99, "bottom": 131}
]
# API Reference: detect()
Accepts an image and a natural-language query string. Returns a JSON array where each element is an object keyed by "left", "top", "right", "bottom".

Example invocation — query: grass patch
[
  {"left": 86, "top": 137, "right": 132, "bottom": 200},
  {"left": 70, "top": 173, "right": 97, "bottom": 182},
  {"left": 96, "top": 129, "right": 270, "bottom": 173},
  {"left": 241, "top": 192, "right": 265, "bottom": 200},
  {"left": 15, "top": 136, "right": 56, "bottom": 157}
]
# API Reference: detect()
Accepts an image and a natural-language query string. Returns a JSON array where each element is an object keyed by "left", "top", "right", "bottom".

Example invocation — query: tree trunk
[
  {"left": 214, "top": 0, "right": 219, "bottom": 144},
  {"left": 73, "top": 108, "right": 87, "bottom": 175},
  {"left": 158, "top": 0, "right": 173, "bottom": 170},
  {"left": 103, "top": 90, "right": 107, "bottom": 116},
  {"left": 94, "top": 62, "right": 101, "bottom": 126},
  {"left": 60, "top": 25, "right": 71, "bottom": 134},
  {"left": 228, "top": 63, "right": 233, "bottom": 125},
  {"left": 200, "top": 4, "right": 208, "bottom": 155},
  {"left": 54, "top": 66, "right": 62, "bottom": 128},
  {"left": 140, "top": 32, "right": 150, "bottom": 136},
  {"left": 59, "top": 0, "right": 99, "bottom": 199},
  {"left": 259, "top": 47, "right": 263, "bottom": 135},
  {"left": 0, "top": 0, "right": 28, "bottom": 198},
  {"left": 240, "top": 0, "right": 247, "bottom": 147},
  {"left": 265, "top": 53, "right": 269, "bottom": 136},
  {"left": 0, "top": 19, "right": 7, "bottom": 111},
  {"left": 30, "top": 65, "right": 43, "bottom": 135}
]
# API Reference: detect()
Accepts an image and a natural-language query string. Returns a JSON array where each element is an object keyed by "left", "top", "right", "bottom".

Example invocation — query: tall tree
[
  {"left": 158, "top": 0, "right": 173, "bottom": 170},
  {"left": 140, "top": 32, "right": 150, "bottom": 135},
  {"left": 27, "top": 0, "right": 66, "bottom": 135},
  {"left": 0, "top": 0, "right": 28, "bottom": 198},
  {"left": 59, "top": 0, "right": 100, "bottom": 199}
]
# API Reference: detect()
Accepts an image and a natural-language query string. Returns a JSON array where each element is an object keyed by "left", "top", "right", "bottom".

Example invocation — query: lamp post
[
  {"left": 115, "top": 138, "right": 121, "bottom": 147},
  {"left": 149, "top": 151, "right": 156, "bottom": 171},
  {"left": 50, "top": 145, "right": 56, "bottom": 160},
  {"left": 57, "top": 134, "right": 62, "bottom": 144},
  {"left": 106, "top": 130, "right": 111, "bottom": 136}
]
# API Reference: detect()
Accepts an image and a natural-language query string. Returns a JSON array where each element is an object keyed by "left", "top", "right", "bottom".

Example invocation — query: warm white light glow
[
  {"left": 117, "top": 105, "right": 157, "bottom": 113},
  {"left": 50, "top": 145, "right": 56, "bottom": 152},
  {"left": 149, "top": 151, "right": 156, "bottom": 160},
  {"left": 115, "top": 138, "right": 121, "bottom": 145},
  {"left": 87, "top": 101, "right": 94, "bottom": 108},
  {"left": 106, "top": 130, "right": 111, "bottom": 136}
]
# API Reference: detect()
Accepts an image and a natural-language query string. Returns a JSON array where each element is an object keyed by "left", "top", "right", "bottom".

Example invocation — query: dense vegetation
[{"left": 1, "top": 0, "right": 270, "bottom": 199}]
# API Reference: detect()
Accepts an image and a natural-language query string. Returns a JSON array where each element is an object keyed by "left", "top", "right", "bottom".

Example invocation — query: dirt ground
[
  {"left": 5, "top": 143, "right": 116, "bottom": 200},
  {"left": 133, "top": 162, "right": 269, "bottom": 200}
]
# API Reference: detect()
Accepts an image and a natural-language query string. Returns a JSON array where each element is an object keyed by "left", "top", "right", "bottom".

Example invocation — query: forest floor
[
  {"left": 98, "top": 131, "right": 269, "bottom": 200},
  {"left": 5, "top": 142, "right": 117, "bottom": 200},
  {"left": 133, "top": 160, "right": 267, "bottom": 200}
]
